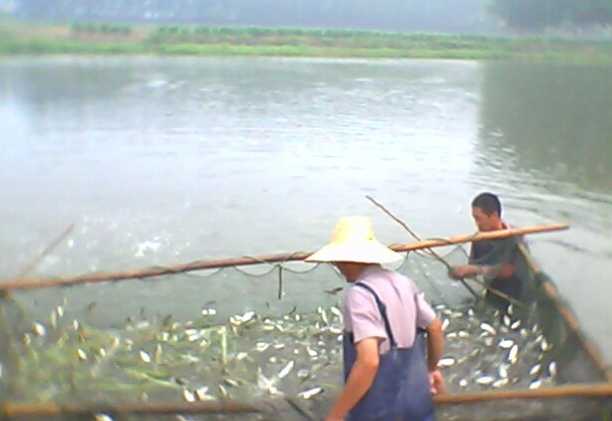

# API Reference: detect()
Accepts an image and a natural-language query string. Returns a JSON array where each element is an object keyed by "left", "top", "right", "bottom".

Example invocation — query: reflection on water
[{"left": 0, "top": 57, "right": 611, "bottom": 363}]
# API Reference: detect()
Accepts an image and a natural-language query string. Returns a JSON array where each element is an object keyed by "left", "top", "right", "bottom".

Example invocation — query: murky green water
[{"left": 0, "top": 57, "right": 611, "bottom": 366}]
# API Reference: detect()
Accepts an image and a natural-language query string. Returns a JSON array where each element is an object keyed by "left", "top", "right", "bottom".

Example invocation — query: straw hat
[{"left": 305, "top": 216, "right": 402, "bottom": 264}]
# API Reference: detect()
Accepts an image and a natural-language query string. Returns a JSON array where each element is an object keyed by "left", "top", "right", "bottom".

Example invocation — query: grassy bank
[{"left": 1, "top": 20, "right": 611, "bottom": 62}]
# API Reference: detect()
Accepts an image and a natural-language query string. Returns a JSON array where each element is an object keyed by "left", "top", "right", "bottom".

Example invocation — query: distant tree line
[
  {"left": 490, "top": 0, "right": 612, "bottom": 30},
  {"left": 13, "top": 0, "right": 491, "bottom": 33},
  {"left": 13, "top": 0, "right": 612, "bottom": 31}
]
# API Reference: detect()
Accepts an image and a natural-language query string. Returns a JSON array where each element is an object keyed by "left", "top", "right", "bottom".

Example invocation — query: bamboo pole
[
  {"left": 3, "top": 383, "right": 611, "bottom": 418},
  {"left": 0, "top": 400, "right": 260, "bottom": 418},
  {"left": 517, "top": 243, "right": 611, "bottom": 383},
  {"left": 433, "top": 382, "right": 612, "bottom": 404},
  {"left": 0, "top": 224, "right": 568, "bottom": 292}
]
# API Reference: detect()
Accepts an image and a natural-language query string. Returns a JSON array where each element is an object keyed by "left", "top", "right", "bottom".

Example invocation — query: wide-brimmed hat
[{"left": 305, "top": 216, "right": 402, "bottom": 264}]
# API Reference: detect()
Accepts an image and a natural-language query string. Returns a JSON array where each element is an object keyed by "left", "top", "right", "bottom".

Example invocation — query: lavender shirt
[{"left": 343, "top": 265, "right": 436, "bottom": 354}]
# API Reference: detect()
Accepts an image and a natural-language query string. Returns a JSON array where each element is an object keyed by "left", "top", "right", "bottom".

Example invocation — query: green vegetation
[{"left": 0, "top": 22, "right": 611, "bottom": 62}]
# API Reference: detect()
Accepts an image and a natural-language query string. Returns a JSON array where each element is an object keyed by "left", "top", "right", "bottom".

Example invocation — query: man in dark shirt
[{"left": 450, "top": 192, "right": 525, "bottom": 311}]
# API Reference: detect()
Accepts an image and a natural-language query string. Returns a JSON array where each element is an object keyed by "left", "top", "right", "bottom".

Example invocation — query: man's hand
[
  {"left": 429, "top": 369, "right": 446, "bottom": 395},
  {"left": 449, "top": 265, "right": 480, "bottom": 279}
]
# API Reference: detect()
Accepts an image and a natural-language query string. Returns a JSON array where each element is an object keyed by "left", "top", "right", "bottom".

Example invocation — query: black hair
[{"left": 471, "top": 192, "right": 502, "bottom": 217}]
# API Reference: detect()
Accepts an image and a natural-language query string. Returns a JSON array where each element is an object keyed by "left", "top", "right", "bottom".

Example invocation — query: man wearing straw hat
[{"left": 306, "top": 216, "right": 445, "bottom": 421}]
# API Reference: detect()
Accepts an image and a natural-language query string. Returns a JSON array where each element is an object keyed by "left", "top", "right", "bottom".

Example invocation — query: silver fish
[
  {"left": 476, "top": 376, "right": 495, "bottom": 385},
  {"left": 498, "top": 339, "right": 514, "bottom": 349},
  {"left": 32, "top": 322, "right": 46, "bottom": 337},
  {"left": 140, "top": 350, "right": 152, "bottom": 363},
  {"left": 195, "top": 386, "right": 213, "bottom": 401},
  {"left": 548, "top": 361, "right": 557, "bottom": 377},
  {"left": 183, "top": 389, "right": 196, "bottom": 402},
  {"left": 438, "top": 357, "right": 456, "bottom": 368},
  {"left": 441, "top": 318, "right": 450, "bottom": 331},
  {"left": 498, "top": 364, "right": 508, "bottom": 379},
  {"left": 224, "top": 378, "right": 240, "bottom": 387},
  {"left": 529, "top": 379, "right": 542, "bottom": 389},
  {"left": 255, "top": 342, "right": 270, "bottom": 352},
  {"left": 529, "top": 364, "right": 541, "bottom": 376},
  {"left": 459, "top": 379, "right": 468, "bottom": 387},
  {"left": 278, "top": 361, "right": 295, "bottom": 379},
  {"left": 298, "top": 387, "right": 323, "bottom": 399},
  {"left": 507, "top": 344, "right": 518, "bottom": 364},
  {"left": 480, "top": 323, "right": 496, "bottom": 336},
  {"left": 77, "top": 349, "right": 87, "bottom": 361},
  {"left": 511, "top": 319, "right": 521, "bottom": 330},
  {"left": 94, "top": 415, "right": 114, "bottom": 421},
  {"left": 493, "top": 378, "right": 508, "bottom": 388}
]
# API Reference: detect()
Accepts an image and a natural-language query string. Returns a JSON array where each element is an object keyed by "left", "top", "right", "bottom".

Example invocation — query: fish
[
  {"left": 458, "top": 379, "right": 468, "bottom": 387},
  {"left": 183, "top": 389, "right": 196, "bottom": 402},
  {"left": 297, "top": 369, "right": 309, "bottom": 379},
  {"left": 438, "top": 358, "right": 456, "bottom": 368},
  {"left": 224, "top": 378, "right": 240, "bottom": 387},
  {"left": 330, "top": 306, "right": 343, "bottom": 319},
  {"left": 77, "top": 349, "right": 87, "bottom": 361},
  {"left": 298, "top": 387, "right": 323, "bottom": 399},
  {"left": 529, "top": 364, "right": 541, "bottom": 376},
  {"left": 278, "top": 361, "right": 294, "bottom": 379},
  {"left": 548, "top": 361, "right": 557, "bottom": 377},
  {"left": 255, "top": 342, "right": 270, "bottom": 352},
  {"left": 441, "top": 319, "right": 450, "bottom": 331},
  {"left": 541, "top": 338, "right": 552, "bottom": 352},
  {"left": 306, "top": 347, "right": 318, "bottom": 357},
  {"left": 195, "top": 386, "right": 213, "bottom": 401},
  {"left": 139, "top": 351, "right": 152, "bottom": 363},
  {"left": 498, "top": 364, "right": 508, "bottom": 379},
  {"left": 507, "top": 344, "right": 519, "bottom": 364},
  {"left": 94, "top": 415, "right": 114, "bottom": 421},
  {"left": 480, "top": 323, "right": 496, "bottom": 336},
  {"left": 498, "top": 339, "right": 514, "bottom": 349},
  {"left": 32, "top": 322, "right": 46, "bottom": 337},
  {"left": 56, "top": 305, "right": 64, "bottom": 318},
  {"left": 476, "top": 376, "right": 495, "bottom": 385},
  {"left": 493, "top": 378, "right": 508, "bottom": 388},
  {"left": 511, "top": 319, "right": 521, "bottom": 330},
  {"left": 529, "top": 379, "right": 542, "bottom": 389},
  {"left": 503, "top": 315, "right": 511, "bottom": 327}
]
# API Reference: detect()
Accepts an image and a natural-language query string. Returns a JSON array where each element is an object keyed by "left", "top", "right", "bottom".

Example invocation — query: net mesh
[{"left": 0, "top": 241, "right": 608, "bottom": 420}]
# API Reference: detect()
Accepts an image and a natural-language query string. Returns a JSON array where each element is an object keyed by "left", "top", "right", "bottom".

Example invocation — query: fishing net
[{"left": 0, "top": 237, "right": 608, "bottom": 421}]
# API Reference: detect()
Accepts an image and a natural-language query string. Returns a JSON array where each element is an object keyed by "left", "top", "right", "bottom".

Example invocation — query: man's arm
[
  {"left": 426, "top": 318, "right": 444, "bottom": 371},
  {"left": 325, "top": 338, "right": 379, "bottom": 421},
  {"left": 426, "top": 318, "right": 446, "bottom": 395}
]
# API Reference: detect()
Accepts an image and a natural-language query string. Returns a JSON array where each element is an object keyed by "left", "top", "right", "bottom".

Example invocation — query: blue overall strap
[{"left": 354, "top": 282, "right": 397, "bottom": 348}]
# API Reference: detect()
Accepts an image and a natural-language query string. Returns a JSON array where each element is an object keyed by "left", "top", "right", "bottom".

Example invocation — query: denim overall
[{"left": 343, "top": 282, "right": 435, "bottom": 421}]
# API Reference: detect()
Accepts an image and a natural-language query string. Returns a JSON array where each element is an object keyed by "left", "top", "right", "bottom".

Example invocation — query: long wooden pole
[
  {"left": 433, "top": 382, "right": 612, "bottom": 404},
  {"left": 2, "top": 383, "right": 611, "bottom": 418},
  {"left": 0, "top": 400, "right": 260, "bottom": 418},
  {"left": 0, "top": 224, "right": 568, "bottom": 292}
]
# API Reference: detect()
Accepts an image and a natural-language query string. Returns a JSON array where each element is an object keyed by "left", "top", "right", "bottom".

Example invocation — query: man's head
[
  {"left": 305, "top": 216, "right": 402, "bottom": 281},
  {"left": 471, "top": 192, "right": 503, "bottom": 232}
]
